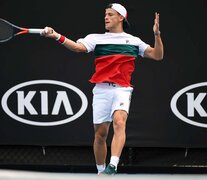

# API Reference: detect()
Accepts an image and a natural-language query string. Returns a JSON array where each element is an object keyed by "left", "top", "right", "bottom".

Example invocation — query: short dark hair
[
  {"left": 106, "top": 3, "right": 113, "bottom": 9},
  {"left": 106, "top": 3, "right": 130, "bottom": 31}
]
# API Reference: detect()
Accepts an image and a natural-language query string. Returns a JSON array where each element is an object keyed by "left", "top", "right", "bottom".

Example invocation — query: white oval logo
[
  {"left": 170, "top": 82, "right": 207, "bottom": 128},
  {"left": 1, "top": 80, "right": 88, "bottom": 126}
]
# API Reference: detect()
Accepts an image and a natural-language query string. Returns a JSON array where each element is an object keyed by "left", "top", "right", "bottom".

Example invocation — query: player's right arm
[{"left": 41, "top": 27, "right": 87, "bottom": 53}]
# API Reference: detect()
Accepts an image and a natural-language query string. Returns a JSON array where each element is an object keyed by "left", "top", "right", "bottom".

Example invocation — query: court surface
[{"left": 0, "top": 169, "right": 206, "bottom": 180}]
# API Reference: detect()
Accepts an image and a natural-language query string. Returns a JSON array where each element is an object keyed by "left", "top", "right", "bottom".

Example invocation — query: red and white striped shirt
[{"left": 77, "top": 32, "right": 149, "bottom": 87}]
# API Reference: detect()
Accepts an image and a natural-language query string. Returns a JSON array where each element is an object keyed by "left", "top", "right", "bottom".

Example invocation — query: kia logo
[
  {"left": 170, "top": 82, "right": 207, "bottom": 128},
  {"left": 1, "top": 80, "right": 88, "bottom": 126}
]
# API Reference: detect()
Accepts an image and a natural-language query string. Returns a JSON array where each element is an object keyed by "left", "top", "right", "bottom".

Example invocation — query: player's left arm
[{"left": 144, "top": 12, "right": 164, "bottom": 61}]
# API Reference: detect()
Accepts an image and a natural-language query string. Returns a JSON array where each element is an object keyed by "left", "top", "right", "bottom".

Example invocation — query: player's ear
[{"left": 119, "top": 15, "right": 125, "bottom": 22}]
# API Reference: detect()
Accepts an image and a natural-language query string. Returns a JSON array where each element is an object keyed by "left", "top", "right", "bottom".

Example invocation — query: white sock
[
  {"left": 96, "top": 164, "right": 106, "bottom": 174},
  {"left": 109, "top": 156, "right": 119, "bottom": 170}
]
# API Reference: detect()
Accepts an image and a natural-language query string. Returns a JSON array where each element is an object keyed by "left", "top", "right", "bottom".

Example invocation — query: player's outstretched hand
[
  {"left": 41, "top": 27, "right": 60, "bottom": 40},
  {"left": 153, "top": 12, "right": 161, "bottom": 35}
]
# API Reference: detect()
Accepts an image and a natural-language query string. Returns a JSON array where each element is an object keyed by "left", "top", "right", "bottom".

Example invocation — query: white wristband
[{"left": 154, "top": 31, "right": 161, "bottom": 36}]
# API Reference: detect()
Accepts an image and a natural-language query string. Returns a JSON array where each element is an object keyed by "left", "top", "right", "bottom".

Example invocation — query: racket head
[
  {"left": 0, "top": 18, "right": 16, "bottom": 42},
  {"left": 0, "top": 18, "right": 44, "bottom": 42}
]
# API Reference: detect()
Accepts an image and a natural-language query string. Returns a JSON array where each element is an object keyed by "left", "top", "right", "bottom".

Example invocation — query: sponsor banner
[
  {"left": 0, "top": 80, "right": 92, "bottom": 146},
  {"left": 1, "top": 80, "right": 88, "bottom": 126},
  {"left": 171, "top": 82, "right": 207, "bottom": 128}
]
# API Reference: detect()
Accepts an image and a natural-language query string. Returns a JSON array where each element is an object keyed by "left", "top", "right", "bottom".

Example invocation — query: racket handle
[{"left": 28, "top": 28, "right": 45, "bottom": 34}]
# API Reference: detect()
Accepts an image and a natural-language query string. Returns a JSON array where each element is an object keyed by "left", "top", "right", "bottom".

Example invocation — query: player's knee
[
  {"left": 113, "top": 110, "right": 127, "bottom": 129},
  {"left": 94, "top": 132, "right": 108, "bottom": 144},
  {"left": 113, "top": 119, "right": 126, "bottom": 131}
]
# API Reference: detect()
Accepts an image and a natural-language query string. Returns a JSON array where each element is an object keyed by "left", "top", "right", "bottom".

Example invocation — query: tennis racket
[{"left": 0, "top": 18, "right": 45, "bottom": 42}]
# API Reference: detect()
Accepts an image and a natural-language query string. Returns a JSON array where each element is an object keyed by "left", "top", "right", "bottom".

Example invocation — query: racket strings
[{"left": 0, "top": 20, "right": 14, "bottom": 42}]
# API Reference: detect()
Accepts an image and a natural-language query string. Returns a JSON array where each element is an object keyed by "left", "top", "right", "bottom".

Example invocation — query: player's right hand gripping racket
[{"left": 0, "top": 18, "right": 45, "bottom": 43}]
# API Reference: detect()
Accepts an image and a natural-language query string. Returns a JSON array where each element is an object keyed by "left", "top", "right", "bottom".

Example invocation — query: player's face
[{"left": 105, "top": 8, "right": 123, "bottom": 31}]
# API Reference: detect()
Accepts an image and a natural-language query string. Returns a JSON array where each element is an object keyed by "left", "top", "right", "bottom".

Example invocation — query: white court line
[{"left": 0, "top": 169, "right": 206, "bottom": 180}]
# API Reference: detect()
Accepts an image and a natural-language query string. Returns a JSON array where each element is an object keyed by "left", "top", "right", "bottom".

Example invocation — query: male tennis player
[{"left": 42, "top": 3, "right": 164, "bottom": 175}]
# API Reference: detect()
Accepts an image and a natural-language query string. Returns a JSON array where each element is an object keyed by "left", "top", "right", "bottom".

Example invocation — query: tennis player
[{"left": 42, "top": 3, "right": 164, "bottom": 175}]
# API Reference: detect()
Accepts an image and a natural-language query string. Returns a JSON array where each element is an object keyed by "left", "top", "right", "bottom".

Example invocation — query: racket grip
[{"left": 28, "top": 28, "right": 45, "bottom": 34}]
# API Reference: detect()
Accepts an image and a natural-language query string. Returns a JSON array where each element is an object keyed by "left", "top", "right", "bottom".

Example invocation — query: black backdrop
[{"left": 0, "top": 0, "right": 206, "bottom": 147}]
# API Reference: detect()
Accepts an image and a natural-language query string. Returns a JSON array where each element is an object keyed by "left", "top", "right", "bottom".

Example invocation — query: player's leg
[
  {"left": 100, "top": 110, "right": 128, "bottom": 175},
  {"left": 92, "top": 84, "right": 113, "bottom": 174},
  {"left": 111, "top": 87, "right": 132, "bottom": 165},
  {"left": 111, "top": 110, "right": 128, "bottom": 156},
  {"left": 101, "top": 86, "right": 133, "bottom": 175},
  {"left": 93, "top": 122, "right": 110, "bottom": 174}
]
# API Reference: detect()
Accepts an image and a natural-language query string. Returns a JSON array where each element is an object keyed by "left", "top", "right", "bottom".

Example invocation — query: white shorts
[{"left": 92, "top": 83, "right": 133, "bottom": 124}]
